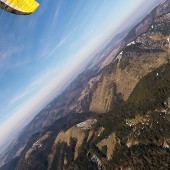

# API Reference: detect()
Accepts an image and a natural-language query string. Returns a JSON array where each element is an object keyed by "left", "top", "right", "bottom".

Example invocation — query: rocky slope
[{"left": 1, "top": 0, "right": 170, "bottom": 169}]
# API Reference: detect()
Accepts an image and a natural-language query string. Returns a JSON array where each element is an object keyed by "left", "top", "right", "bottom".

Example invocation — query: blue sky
[{"left": 0, "top": 0, "right": 162, "bottom": 150}]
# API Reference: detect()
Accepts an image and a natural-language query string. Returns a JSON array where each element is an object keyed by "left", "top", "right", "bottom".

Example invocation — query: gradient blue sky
[{"left": 0, "top": 0, "right": 162, "bottom": 150}]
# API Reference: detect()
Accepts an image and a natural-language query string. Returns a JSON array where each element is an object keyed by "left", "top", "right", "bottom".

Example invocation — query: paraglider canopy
[{"left": 0, "top": 0, "right": 39, "bottom": 15}]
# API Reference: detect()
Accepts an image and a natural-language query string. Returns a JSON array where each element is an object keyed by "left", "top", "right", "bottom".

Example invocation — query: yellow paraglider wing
[{"left": 0, "top": 0, "right": 39, "bottom": 15}]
